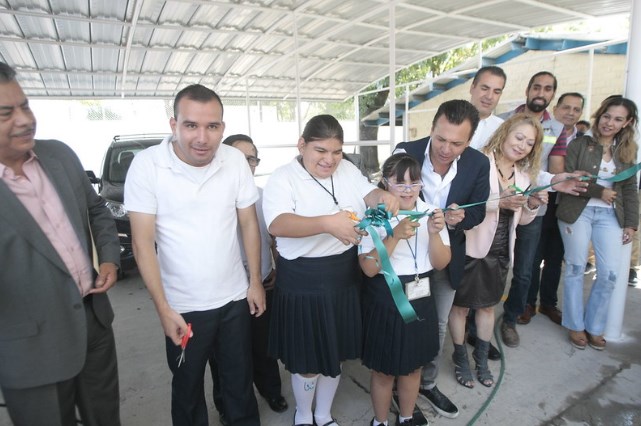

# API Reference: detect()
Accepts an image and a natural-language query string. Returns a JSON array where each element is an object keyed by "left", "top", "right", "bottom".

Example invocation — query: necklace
[
  {"left": 496, "top": 162, "right": 515, "bottom": 181},
  {"left": 299, "top": 158, "right": 338, "bottom": 205}
]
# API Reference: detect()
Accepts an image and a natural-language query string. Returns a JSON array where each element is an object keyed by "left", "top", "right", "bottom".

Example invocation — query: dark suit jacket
[
  {"left": 395, "top": 136, "right": 490, "bottom": 289},
  {"left": 0, "top": 140, "right": 120, "bottom": 389}
]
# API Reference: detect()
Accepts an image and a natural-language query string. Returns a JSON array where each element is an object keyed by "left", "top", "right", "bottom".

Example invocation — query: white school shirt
[
  {"left": 359, "top": 199, "right": 450, "bottom": 276},
  {"left": 125, "top": 140, "right": 259, "bottom": 313},
  {"left": 263, "top": 157, "right": 376, "bottom": 260}
]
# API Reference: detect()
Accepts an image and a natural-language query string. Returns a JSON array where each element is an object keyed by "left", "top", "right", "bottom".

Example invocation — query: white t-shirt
[
  {"left": 124, "top": 139, "right": 259, "bottom": 313},
  {"left": 470, "top": 114, "right": 504, "bottom": 151},
  {"left": 359, "top": 199, "right": 450, "bottom": 276},
  {"left": 587, "top": 158, "right": 615, "bottom": 209},
  {"left": 263, "top": 157, "right": 376, "bottom": 260}
]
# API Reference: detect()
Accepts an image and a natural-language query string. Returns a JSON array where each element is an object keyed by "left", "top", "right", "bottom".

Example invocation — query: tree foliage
[{"left": 357, "top": 36, "right": 508, "bottom": 174}]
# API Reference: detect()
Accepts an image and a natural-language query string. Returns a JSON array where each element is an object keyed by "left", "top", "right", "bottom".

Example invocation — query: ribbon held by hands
[{"left": 357, "top": 205, "right": 429, "bottom": 323}]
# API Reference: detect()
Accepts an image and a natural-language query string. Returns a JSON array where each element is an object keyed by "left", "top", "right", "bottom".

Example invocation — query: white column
[
  {"left": 605, "top": 1, "right": 641, "bottom": 340},
  {"left": 605, "top": 241, "right": 632, "bottom": 340}
]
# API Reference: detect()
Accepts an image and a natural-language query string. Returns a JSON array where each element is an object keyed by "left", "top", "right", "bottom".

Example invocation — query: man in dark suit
[
  {"left": 395, "top": 99, "right": 490, "bottom": 420},
  {"left": 0, "top": 62, "right": 121, "bottom": 425}
]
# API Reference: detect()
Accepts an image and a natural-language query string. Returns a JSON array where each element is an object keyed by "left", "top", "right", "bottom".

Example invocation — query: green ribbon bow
[{"left": 357, "top": 205, "right": 429, "bottom": 323}]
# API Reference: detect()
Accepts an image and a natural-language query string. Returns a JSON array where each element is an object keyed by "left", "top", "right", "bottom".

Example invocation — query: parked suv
[{"left": 93, "top": 134, "right": 167, "bottom": 272}]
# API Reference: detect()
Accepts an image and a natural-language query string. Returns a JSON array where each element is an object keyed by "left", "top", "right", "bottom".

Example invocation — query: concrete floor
[{"left": 2, "top": 270, "right": 640, "bottom": 426}]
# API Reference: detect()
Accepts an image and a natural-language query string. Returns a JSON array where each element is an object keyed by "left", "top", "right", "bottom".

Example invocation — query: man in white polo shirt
[
  {"left": 125, "top": 84, "right": 265, "bottom": 426},
  {"left": 468, "top": 65, "right": 506, "bottom": 151}
]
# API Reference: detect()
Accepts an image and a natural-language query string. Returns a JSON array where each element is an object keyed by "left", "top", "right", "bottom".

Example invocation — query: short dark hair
[
  {"left": 173, "top": 84, "right": 224, "bottom": 119},
  {"left": 0, "top": 62, "right": 17, "bottom": 83},
  {"left": 471, "top": 66, "right": 506, "bottom": 86},
  {"left": 301, "top": 114, "right": 344, "bottom": 144},
  {"left": 527, "top": 71, "right": 557, "bottom": 92},
  {"left": 223, "top": 134, "right": 253, "bottom": 146},
  {"left": 557, "top": 92, "right": 585, "bottom": 109},
  {"left": 432, "top": 99, "right": 480, "bottom": 140},
  {"left": 576, "top": 120, "right": 590, "bottom": 128}
]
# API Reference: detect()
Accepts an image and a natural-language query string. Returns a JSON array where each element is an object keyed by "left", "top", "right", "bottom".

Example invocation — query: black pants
[
  {"left": 528, "top": 194, "right": 564, "bottom": 308},
  {"left": 2, "top": 296, "right": 120, "bottom": 426},
  {"left": 210, "top": 289, "right": 282, "bottom": 414},
  {"left": 166, "top": 299, "right": 259, "bottom": 426}
]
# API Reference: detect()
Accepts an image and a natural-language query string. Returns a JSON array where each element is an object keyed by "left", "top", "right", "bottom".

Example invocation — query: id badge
[{"left": 405, "top": 277, "right": 430, "bottom": 301}]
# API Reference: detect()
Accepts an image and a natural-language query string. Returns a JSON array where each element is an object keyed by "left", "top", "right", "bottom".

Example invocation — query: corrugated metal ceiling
[{"left": 0, "top": 0, "right": 632, "bottom": 100}]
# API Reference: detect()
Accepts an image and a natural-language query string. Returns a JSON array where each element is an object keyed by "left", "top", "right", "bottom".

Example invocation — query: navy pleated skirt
[
  {"left": 361, "top": 273, "right": 439, "bottom": 376},
  {"left": 268, "top": 247, "right": 362, "bottom": 377}
]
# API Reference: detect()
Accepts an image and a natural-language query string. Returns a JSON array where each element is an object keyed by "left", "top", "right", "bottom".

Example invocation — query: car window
[{"left": 107, "top": 148, "right": 145, "bottom": 183}]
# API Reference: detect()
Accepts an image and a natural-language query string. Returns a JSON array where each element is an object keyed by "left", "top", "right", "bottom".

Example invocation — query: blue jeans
[
  {"left": 503, "top": 216, "right": 543, "bottom": 325},
  {"left": 558, "top": 206, "right": 621, "bottom": 335}
]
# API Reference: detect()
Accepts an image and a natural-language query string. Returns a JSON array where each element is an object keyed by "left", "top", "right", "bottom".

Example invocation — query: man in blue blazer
[
  {"left": 0, "top": 62, "right": 121, "bottom": 425},
  {"left": 394, "top": 100, "right": 490, "bottom": 419}
]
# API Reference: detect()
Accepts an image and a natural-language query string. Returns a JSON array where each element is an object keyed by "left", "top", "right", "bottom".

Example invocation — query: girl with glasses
[{"left": 359, "top": 153, "right": 450, "bottom": 426}]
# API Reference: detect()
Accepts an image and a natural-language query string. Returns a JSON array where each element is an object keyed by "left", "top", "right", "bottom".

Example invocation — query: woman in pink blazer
[{"left": 448, "top": 113, "right": 548, "bottom": 389}]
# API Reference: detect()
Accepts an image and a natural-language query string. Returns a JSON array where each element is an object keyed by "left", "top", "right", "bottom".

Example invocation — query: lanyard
[
  {"left": 397, "top": 216, "right": 419, "bottom": 279},
  {"left": 299, "top": 158, "right": 338, "bottom": 205}
]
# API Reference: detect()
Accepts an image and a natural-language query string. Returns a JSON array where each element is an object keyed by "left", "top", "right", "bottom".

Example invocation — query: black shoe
[
  {"left": 418, "top": 386, "right": 459, "bottom": 419},
  {"left": 466, "top": 334, "right": 501, "bottom": 361},
  {"left": 265, "top": 395, "right": 288, "bottom": 413},
  {"left": 629, "top": 269, "right": 638, "bottom": 285},
  {"left": 392, "top": 392, "right": 428, "bottom": 425}
]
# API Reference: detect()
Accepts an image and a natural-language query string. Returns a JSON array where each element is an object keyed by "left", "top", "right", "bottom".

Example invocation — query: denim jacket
[{"left": 556, "top": 135, "right": 639, "bottom": 229}]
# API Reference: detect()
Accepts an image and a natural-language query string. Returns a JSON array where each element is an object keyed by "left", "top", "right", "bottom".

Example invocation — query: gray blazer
[{"left": 0, "top": 139, "right": 120, "bottom": 389}]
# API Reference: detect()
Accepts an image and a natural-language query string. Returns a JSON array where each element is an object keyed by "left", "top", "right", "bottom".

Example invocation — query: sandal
[
  {"left": 586, "top": 332, "right": 606, "bottom": 351},
  {"left": 472, "top": 338, "right": 494, "bottom": 387},
  {"left": 569, "top": 330, "right": 587, "bottom": 350},
  {"left": 452, "top": 343, "right": 474, "bottom": 388}
]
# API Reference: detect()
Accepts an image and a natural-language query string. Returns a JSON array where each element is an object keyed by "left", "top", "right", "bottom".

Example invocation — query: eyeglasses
[
  {"left": 384, "top": 178, "right": 424, "bottom": 192},
  {"left": 246, "top": 156, "right": 261, "bottom": 166}
]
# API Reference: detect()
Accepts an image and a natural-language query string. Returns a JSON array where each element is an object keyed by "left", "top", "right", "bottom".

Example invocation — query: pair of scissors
[{"left": 176, "top": 323, "right": 192, "bottom": 368}]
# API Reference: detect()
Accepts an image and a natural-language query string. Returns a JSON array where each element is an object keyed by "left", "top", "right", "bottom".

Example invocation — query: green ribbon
[
  {"left": 445, "top": 161, "right": 641, "bottom": 212},
  {"left": 359, "top": 162, "right": 641, "bottom": 321},
  {"left": 357, "top": 205, "right": 428, "bottom": 323}
]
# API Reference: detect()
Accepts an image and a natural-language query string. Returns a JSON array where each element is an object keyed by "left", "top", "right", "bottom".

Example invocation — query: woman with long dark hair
[{"left": 557, "top": 96, "right": 639, "bottom": 351}]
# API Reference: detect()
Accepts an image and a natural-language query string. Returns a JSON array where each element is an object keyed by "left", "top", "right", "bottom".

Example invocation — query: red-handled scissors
[{"left": 176, "top": 323, "right": 192, "bottom": 368}]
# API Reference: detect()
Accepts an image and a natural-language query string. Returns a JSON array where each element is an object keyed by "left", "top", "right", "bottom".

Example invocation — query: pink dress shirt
[{"left": 0, "top": 152, "right": 94, "bottom": 296}]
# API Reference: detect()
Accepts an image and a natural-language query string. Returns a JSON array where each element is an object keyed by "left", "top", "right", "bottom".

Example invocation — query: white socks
[
  {"left": 291, "top": 374, "right": 318, "bottom": 425},
  {"left": 291, "top": 373, "right": 342, "bottom": 426},
  {"left": 372, "top": 419, "right": 388, "bottom": 426},
  {"left": 314, "top": 374, "right": 341, "bottom": 426},
  {"left": 398, "top": 415, "right": 412, "bottom": 424}
]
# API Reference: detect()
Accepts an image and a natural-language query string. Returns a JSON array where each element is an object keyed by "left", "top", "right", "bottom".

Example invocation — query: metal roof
[{"left": 0, "top": 0, "right": 632, "bottom": 101}]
